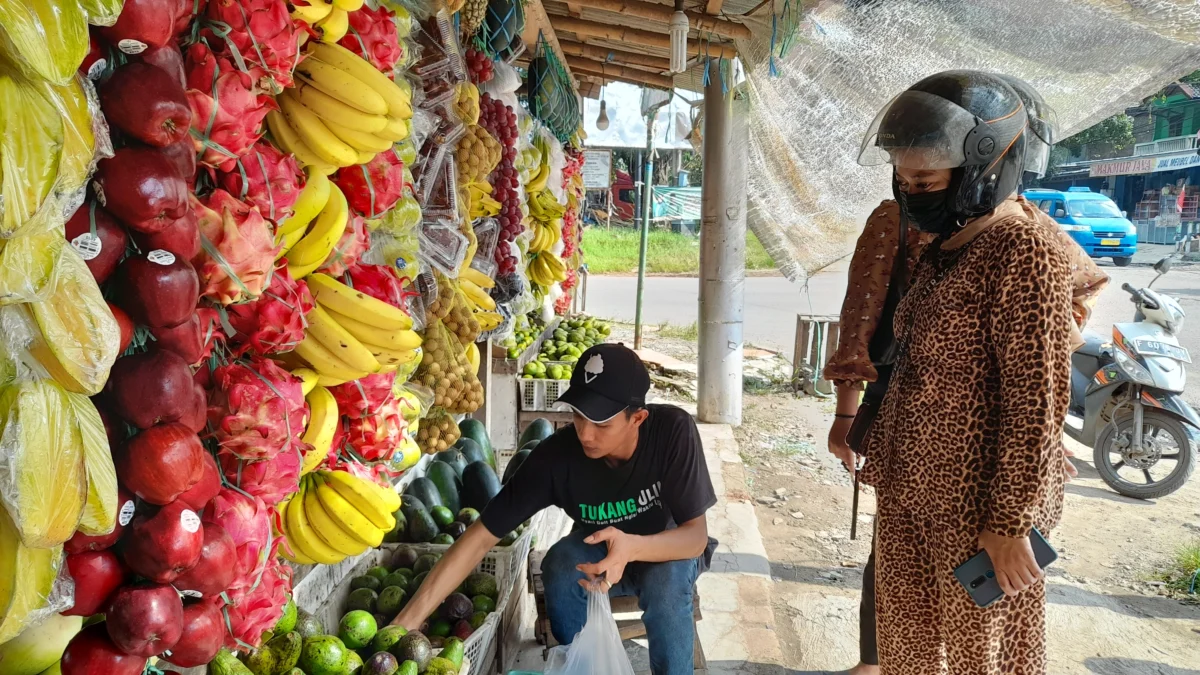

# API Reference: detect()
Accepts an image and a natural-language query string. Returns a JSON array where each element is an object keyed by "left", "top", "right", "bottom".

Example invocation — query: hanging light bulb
[
  {"left": 596, "top": 99, "right": 610, "bottom": 130},
  {"left": 669, "top": 0, "right": 689, "bottom": 74}
]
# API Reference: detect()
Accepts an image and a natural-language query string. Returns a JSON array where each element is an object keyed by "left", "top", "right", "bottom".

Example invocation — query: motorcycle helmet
[
  {"left": 994, "top": 74, "right": 1059, "bottom": 178},
  {"left": 858, "top": 70, "right": 1028, "bottom": 218}
]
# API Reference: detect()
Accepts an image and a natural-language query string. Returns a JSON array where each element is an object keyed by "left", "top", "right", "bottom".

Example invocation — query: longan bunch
[
  {"left": 414, "top": 319, "right": 484, "bottom": 414},
  {"left": 427, "top": 270, "right": 456, "bottom": 320},
  {"left": 443, "top": 287, "right": 481, "bottom": 346},
  {"left": 455, "top": 124, "right": 501, "bottom": 183},
  {"left": 416, "top": 407, "right": 461, "bottom": 454}
]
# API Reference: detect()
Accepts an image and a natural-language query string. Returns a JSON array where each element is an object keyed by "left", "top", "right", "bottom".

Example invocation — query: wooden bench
[{"left": 528, "top": 550, "right": 707, "bottom": 673}]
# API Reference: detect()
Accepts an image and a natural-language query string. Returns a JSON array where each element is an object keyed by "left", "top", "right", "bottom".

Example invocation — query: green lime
[
  {"left": 430, "top": 506, "right": 455, "bottom": 529},
  {"left": 337, "top": 610, "right": 377, "bottom": 650}
]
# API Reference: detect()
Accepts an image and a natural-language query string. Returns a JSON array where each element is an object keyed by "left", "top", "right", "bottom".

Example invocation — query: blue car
[{"left": 1023, "top": 187, "right": 1138, "bottom": 266}]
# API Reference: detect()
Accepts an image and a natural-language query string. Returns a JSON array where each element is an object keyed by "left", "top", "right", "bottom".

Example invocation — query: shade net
[{"left": 734, "top": 0, "right": 1200, "bottom": 281}]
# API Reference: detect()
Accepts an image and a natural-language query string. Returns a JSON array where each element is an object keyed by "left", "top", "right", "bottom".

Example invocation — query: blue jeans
[{"left": 541, "top": 529, "right": 700, "bottom": 675}]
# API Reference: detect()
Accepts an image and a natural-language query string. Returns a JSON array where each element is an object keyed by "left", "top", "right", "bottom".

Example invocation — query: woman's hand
[
  {"left": 828, "top": 417, "right": 857, "bottom": 478},
  {"left": 979, "top": 530, "right": 1042, "bottom": 597}
]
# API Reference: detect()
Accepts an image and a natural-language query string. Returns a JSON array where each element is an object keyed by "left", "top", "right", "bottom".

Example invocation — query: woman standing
[{"left": 855, "top": 70, "right": 1076, "bottom": 674}]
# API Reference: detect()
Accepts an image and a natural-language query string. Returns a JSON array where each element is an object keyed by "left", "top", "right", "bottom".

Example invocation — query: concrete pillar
[{"left": 697, "top": 76, "right": 747, "bottom": 425}]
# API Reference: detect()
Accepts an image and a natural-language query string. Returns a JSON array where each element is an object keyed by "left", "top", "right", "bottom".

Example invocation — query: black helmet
[
  {"left": 993, "top": 74, "right": 1059, "bottom": 178},
  {"left": 858, "top": 70, "right": 1028, "bottom": 217}
]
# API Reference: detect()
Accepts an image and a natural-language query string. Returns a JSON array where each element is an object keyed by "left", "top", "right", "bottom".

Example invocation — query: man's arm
[
  {"left": 576, "top": 515, "right": 708, "bottom": 588},
  {"left": 391, "top": 522, "right": 500, "bottom": 630}
]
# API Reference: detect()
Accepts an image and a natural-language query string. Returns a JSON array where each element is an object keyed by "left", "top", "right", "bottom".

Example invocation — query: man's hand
[
  {"left": 1062, "top": 445, "right": 1079, "bottom": 482},
  {"left": 979, "top": 530, "right": 1042, "bottom": 597},
  {"left": 828, "top": 417, "right": 857, "bottom": 478},
  {"left": 576, "top": 527, "right": 639, "bottom": 589}
]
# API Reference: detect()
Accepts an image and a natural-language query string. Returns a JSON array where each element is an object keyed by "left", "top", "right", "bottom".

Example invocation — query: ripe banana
[
  {"left": 285, "top": 481, "right": 344, "bottom": 564},
  {"left": 306, "top": 304, "right": 382, "bottom": 373},
  {"left": 316, "top": 7, "right": 349, "bottom": 43},
  {"left": 287, "top": 182, "right": 348, "bottom": 276},
  {"left": 355, "top": 149, "right": 377, "bottom": 165},
  {"left": 296, "top": 82, "right": 388, "bottom": 134},
  {"left": 290, "top": 0, "right": 333, "bottom": 24},
  {"left": 275, "top": 221, "right": 307, "bottom": 260},
  {"left": 292, "top": 367, "right": 320, "bottom": 396},
  {"left": 294, "top": 59, "right": 389, "bottom": 115},
  {"left": 466, "top": 342, "right": 480, "bottom": 372},
  {"left": 267, "top": 109, "right": 338, "bottom": 174},
  {"left": 279, "top": 168, "right": 332, "bottom": 236},
  {"left": 378, "top": 116, "right": 410, "bottom": 142},
  {"left": 527, "top": 164, "right": 549, "bottom": 192},
  {"left": 314, "top": 473, "right": 388, "bottom": 543},
  {"left": 474, "top": 310, "right": 502, "bottom": 331},
  {"left": 324, "top": 307, "right": 422, "bottom": 351},
  {"left": 322, "top": 470, "right": 396, "bottom": 529},
  {"left": 460, "top": 266, "right": 495, "bottom": 289},
  {"left": 308, "top": 273, "right": 413, "bottom": 330},
  {"left": 295, "top": 333, "right": 371, "bottom": 382},
  {"left": 276, "top": 498, "right": 318, "bottom": 565},
  {"left": 303, "top": 477, "right": 370, "bottom": 555},
  {"left": 367, "top": 477, "right": 401, "bottom": 512},
  {"left": 332, "top": 0, "right": 364, "bottom": 9},
  {"left": 324, "top": 118, "right": 394, "bottom": 154},
  {"left": 277, "top": 91, "right": 359, "bottom": 168},
  {"left": 307, "top": 43, "right": 413, "bottom": 119},
  {"left": 301, "top": 386, "right": 339, "bottom": 474},
  {"left": 459, "top": 278, "right": 496, "bottom": 311},
  {"left": 362, "top": 342, "right": 420, "bottom": 368}
]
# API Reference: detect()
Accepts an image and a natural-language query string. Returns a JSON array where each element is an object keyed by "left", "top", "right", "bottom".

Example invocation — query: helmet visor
[
  {"left": 1024, "top": 138, "right": 1051, "bottom": 177},
  {"left": 858, "top": 91, "right": 985, "bottom": 169}
]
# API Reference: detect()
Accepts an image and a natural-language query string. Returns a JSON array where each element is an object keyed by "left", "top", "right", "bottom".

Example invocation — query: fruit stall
[{"left": 0, "top": 0, "right": 595, "bottom": 673}]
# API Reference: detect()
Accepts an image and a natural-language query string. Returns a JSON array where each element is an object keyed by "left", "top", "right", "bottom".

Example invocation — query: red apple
[
  {"left": 61, "top": 624, "right": 148, "bottom": 675},
  {"left": 94, "top": 147, "right": 188, "bottom": 233},
  {"left": 171, "top": 522, "right": 236, "bottom": 598},
  {"left": 105, "top": 582, "right": 184, "bottom": 657},
  {"left": 113, "top": 251, "right": 198, "bottom": 328},
  {"left": 96, "top": 0, "right": 183, "bottom": 52},
  {"left": 134, "top": 203, "right": 199, "bottom": 260},
  {"left": 100, "top": 62, "right": 192, "bottom": 148},
  {"left": 177, "top": 381, "right": 208, "bottom": 435},
  {"left": 65, "top": 488, "right": 135, "bottom": 554},
  {"left": 149, "top": 313, "right": 204, "bottom": 365},
  {"left": 166, "top": 600, "right": 225, "bottom": 667},
  {"left": 79, "top": 36, "right": 107, "bottom": 81},
  {"left": 64, "top": 203, "right": 128, "bottom": 284},
  {"left": 134, "top": 44, "right": 186, "bottom": 89},
  {"left": 121, "top": 501, "right": 204, "bottom": 584},
  {"left": 107, "top": 303, "right": 135, "bottom": 354},
  {"left": 115, "top": 423, "right": 203, "bottom": 505},
  {"left": 160, "top": 142, "right": 198, "bottom": 188},
  {"left": 107, "top": 350, "right": 196, "bottom": 429},
  {"left": 63, "top": 550, "right": 128, "bottom": 617},
  {"left": 177, "top": 449, "right": 220, "bottom": 510}
]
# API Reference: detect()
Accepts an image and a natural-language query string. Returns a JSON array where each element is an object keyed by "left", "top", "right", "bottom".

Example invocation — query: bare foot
[{"left": 848, "top": 665, "right": 880, "bottom": 675}]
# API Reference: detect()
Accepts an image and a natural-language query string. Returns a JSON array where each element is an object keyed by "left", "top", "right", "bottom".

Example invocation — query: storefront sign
[
  {"left": 582, "top": 150, "right": 613, "bottom": 189},
  {"left": 1152, "top": 152, "right": 1200, "bottom": 172},
  {"left": 1090, "top": 157, "right": 1153, "bottom": 177}
]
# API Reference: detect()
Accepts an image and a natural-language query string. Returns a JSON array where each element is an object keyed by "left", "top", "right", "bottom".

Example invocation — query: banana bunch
[
  {"left": 268, "top": 41, "right": 412, "bottom": 173},
  {"left": 526, "top": 162, "right": 550, "bottom": 194},
  {"left": 282, "top": 179, "right": 348, "bottom": 279},
  {"left": 457, "top": 267, "right": 503, "bottom": 331},
  {"left": 278, "top": 469, "right": 399, "bottom": 565},
  {"left": 528, "top": 188, "right": 566, "bottom": 221},
  {"left": 466, "top": 180, "right": 501, "bottom": 219},
  {"left": 300, "top": 384, "right": 338, "bottom": 473},
  {"left": 290, "top": 0, "right": 363, "bottom": 42},
  {"left": 529, "top": 217, "right": 562, "bottom": 254},
  {"left": 296, "top": 273, "right": 421, "bottom": 385},
  {"left": 528, "top": 252, "right": 567, "bottom": 288}
]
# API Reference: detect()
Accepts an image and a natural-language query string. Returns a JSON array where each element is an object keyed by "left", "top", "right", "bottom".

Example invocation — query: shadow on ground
[{"left": 1083, "top": 658, "right": 1200, "bottom": 675}]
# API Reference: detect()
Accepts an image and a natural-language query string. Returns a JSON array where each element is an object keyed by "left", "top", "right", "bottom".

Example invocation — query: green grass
[
  {"left": 656, "top": 321, "right": 699, "bottom": 341},
  {"left": 582, "top": 227, "right": 776, "bottom": 275},
  {"left": 1158, "top": 539, "right": 1200, "bottom": 594}
]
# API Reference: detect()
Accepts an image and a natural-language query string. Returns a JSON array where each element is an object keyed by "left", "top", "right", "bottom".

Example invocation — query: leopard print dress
[{"left": 860, "top": 202, "right": 1075, "bottom": 675}]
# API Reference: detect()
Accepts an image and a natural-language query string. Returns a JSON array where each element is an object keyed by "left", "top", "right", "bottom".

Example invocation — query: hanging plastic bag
[{"left": 545, "top": 587, "right": 636, "bottom": 675}]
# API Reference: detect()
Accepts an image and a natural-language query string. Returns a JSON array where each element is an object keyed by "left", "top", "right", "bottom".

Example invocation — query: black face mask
[{"left": 893, "top": 183, "right": 959, "bottom": 237}]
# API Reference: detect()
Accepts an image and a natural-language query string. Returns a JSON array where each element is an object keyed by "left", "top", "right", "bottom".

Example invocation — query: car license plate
[
  {"left": 1135, "top": 339, "right": 1191, "bottom": 363},
  {"left": 1100, "top": 238, "right": 1121, "bottom": 246}
]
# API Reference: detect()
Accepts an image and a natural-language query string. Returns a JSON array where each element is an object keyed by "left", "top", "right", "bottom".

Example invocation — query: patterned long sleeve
[{"left": 1021, "top": 197, "right": 1110, "bottom": 337}]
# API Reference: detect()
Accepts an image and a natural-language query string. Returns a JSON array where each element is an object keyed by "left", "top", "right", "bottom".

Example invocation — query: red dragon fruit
[
  {"left": 185, "top": 43, "right": 275, "bottom": 171},
  {"left": 197, "top": 307, "right": 226, "bottom": 363},
  {"left": 201, "top": 487, "right": 275, "bottom": 592},
  {"left": 344, "top": 263, "right": 411, "bottom": 312},
  {"left": 315, "top": 214, "right": 368, "bottom": 277},
  {"left": 194, "top": 189, "right": 278, "bottom": 305},
  {"left": 203, "top": 0, "right": 302, "bottom": 91},
  {"left": 216, "top": 141, "right": 305, "bottom": 224},
  {"left": 330, "top": 371, "right": 396, "bottom": 419},
  {"left": 214, "top": 555, "right": 291, "bottom": 650},
  {"left": 338, "top": 5, "right": 404, "bottom": 73},
  {"left": 226, "top": 264, "right": 313, "bottom": 356},
  {"left": 344, "top": 398, "right": 405, "bottom": 462},
  {"left": 218, "top": 449, "right": 300, "bottom": 507},
  {"left": 333, "top": 151, "right": 406, "bottom": 218},
  {"left": 207, "top": 356, "right": 307, "bottom": 461}
]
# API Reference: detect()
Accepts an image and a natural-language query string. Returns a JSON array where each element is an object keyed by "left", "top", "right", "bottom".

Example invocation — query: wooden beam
[
  {"left": 550, "top": 15, "right": 739, "bottom": 58},
  {"left": 566, "top": 56, "right": 675, "bottom": 90},
  {"left": 559, "top": 40, "right": 670, "bottom": 72},
  {"left": 522, "top": 0, "right": 574, "bottom": 82},
  {"left": 565, "top": 2, "right": 582, "bottom": 17},
  {"left": 564, "top": 0, "right": 751, "bottom": 40},
  {"left": 705, "top": 0, "right": 726, "bottom": 15}
]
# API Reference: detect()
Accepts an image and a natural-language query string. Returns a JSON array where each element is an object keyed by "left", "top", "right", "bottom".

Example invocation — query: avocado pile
[{"left": 520, "top": 316, "right": 611, "bottom": 379}]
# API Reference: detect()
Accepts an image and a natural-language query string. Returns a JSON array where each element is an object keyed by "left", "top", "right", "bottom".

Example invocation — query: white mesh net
[{"left": 735, "top": 0, "right": 1200, "bottom": 281}]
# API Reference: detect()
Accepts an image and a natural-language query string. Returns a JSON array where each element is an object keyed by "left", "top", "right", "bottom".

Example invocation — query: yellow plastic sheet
[
  {"left": 69, "top": 393, "right": 117, "bottom": 538},
  {"left": 0, "top": 68, "right": 65, "bottom": 239},
  {"left": 0, "top": 0, "right": 89, "bottom": 86},
  {"left": 0, "top": 507, "right": 64, "bottom": 645}
]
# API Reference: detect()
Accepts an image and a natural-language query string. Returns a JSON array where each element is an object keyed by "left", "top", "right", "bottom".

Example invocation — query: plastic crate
[
  {"left": 518, "top": 378, "right": 571, "bottom": 411},
  {"left": 380, "top": 519, "right": 536, "bottom": 595}
]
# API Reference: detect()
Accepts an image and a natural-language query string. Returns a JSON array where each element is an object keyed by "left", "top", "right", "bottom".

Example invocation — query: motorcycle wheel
[{"left": 1093, "top": 409, "right": 1195, "bottom": 500}]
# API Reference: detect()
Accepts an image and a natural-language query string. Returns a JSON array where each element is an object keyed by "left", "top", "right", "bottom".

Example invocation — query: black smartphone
[{"left": 953, "top": 528, "right": 1058, "bottom": 608}]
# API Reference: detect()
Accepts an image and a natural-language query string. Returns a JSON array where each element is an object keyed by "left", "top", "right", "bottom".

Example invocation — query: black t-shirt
[{"left": 481, "top": 405, "right": 717, "bottom": 538}]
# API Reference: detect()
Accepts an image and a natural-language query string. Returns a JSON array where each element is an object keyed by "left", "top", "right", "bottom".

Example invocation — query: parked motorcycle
[{"left": 1067, "top": 256, "right": 1199, "bottom": 499}]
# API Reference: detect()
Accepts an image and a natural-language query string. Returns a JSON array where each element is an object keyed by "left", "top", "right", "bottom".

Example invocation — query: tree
[{"left": 1058, "top": 113, "right": 1136, "bottom": 154}]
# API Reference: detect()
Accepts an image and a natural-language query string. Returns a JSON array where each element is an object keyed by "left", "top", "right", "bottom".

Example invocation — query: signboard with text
[
  {"left": 1090, "top": 152, "right": 1200, "bottom": 178},
  {"left": 582, "top": 150, "right": 613, "bottom": 189}
]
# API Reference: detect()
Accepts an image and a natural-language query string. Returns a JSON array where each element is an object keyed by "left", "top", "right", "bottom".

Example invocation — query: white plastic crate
[
  {"left": 380, "top": 520, "right": 535, "bottom": 597},
  {"left": 517, "top": 378, "right": 571, "bottom": 411}
]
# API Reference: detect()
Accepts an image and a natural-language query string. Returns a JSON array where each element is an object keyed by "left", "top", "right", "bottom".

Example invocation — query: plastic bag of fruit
[
  {"left": 413, "top": 318, "right": 483, "bottom": 414},
  {"left": 0, "top": 514, "right": 70, "bottom": 645},
  {"left": 0, "top": 0, "right": 90, "bottom": 85},
  {"left": 442, "top": 283, "right": 481, "bottom": 346},
  {"left": 415, "top": 405, "right": 461, "bottom": 454}
]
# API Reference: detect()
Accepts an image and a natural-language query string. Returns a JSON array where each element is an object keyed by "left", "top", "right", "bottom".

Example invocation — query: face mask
[{"left": 893, "top": 183, "right": 958, "bottom": 237}]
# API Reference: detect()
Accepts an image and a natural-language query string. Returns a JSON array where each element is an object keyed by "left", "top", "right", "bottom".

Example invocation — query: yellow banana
[
  {"left": 296, "top": 82, "right": 388, "bottom": 134},
  {"left": 324, "top": 118, "right": 395, "bottom": 153},
  {"left": 290, "top": 0, "right": 333, "bottom": 24},
  {"left": 267, "top": 109, "right": 338, "bottom": 174},
  {"left": 276, "top": 498, "right": 319, "bottom": 565},
  {"left": 277, "top": 92, "right": 359, "bottom": 168},
  {"left": 285, "top": 480, "right": 344, "bottom": 564},
  {"left": 308, "top": 273, "right": 413, "bottom": 330},
  {"left": 466, "top": 342, "right": 480, "bottom": 372},
  {"left": 461, "top": 266, "right": 495, "bottom": 290},
  {"left": 367, "top": 477, "right": 401, "bottom": 512},
  {"left": 306, "top": 305, "right": 382, "bottom": 374},
  {"left": 321, "top": 470, "right": 396, "bottom": 529},
  {"left": 287, "top": 182, "right": 348, "bottom": 274},
  {"left": 332, "top": 0, "right": 364, "bottom": 9},
  {"left": 303, "top": 479, "right": 370, "bottom": 555},
  {"left": 324, "top": 307, "right": 423, "bottom": 351},
  {"left": 292, "top": 368, "right": 320, "bottom": 396},
  {"left": 316, "top": 7, "right": 349, "bottom": 43},
  {"left": 275, "top": 221, "right": 307, "bottom": 261},
  {"left": 378, "top": 116, "right": 410, "bottom": 142},
  {"left": 295, "top": 334, "right": 370, "bottom": 382},
  {"left": 528, "top": 164, "right": 549, "bottom": 192},
  {"left": 355, "top": 149, "right": 377, "bottom": 165},
  {"left": 314, "top": 473, "right": 388, "bottom": 543},
  {"left": 474, "top": 310, "right": 502, "bottom": 331},
  {"left": 294, "top": 59, "right": 389, "bottom": 115},
  {"left": 362, "top": 342, "right": 420, "bottom": 367},
  {"left": 459, "top": 279, "right": 496, "bottom": 311},
  {"left": 307, "top": 43, "right": 413, "bottom": 119},
  {"left": 301, "top": 386, "right": 339, "bottom": 474},
  {"left": 279, "top": 168, "right": 332, "bottom": 236}
]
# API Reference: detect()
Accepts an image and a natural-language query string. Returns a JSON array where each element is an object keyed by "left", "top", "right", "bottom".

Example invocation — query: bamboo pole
[
  {"left": 570, "top": 0, "right": 752, "bottom": 40},
  {"left": 549, "top": 15, "right": 738, "bottom": 58},
  {"left": 560, "top": 40, "right": 671, "bottom": 72},
  {"left": 565, "top": 56, "right": 675, "bottom": 89}
]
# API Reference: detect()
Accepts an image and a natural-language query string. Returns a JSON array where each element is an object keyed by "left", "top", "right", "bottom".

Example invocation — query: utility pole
[{"left": 634, "top": 100, "right": 668, "bottom": 349}]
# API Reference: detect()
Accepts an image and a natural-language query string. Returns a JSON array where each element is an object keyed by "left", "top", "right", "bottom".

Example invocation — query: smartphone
[{"left": 953, "top": 528, "right": 1058, "bottom": 608}]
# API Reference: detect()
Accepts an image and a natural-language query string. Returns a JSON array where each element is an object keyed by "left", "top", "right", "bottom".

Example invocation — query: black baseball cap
[{"left": 555, "top": 343, "right": 651, "bottom": 423}]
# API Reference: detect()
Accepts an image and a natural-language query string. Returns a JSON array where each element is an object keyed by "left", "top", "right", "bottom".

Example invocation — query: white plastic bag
[{"left": 544, "top": 588, "right": 636, "bottom": 675}]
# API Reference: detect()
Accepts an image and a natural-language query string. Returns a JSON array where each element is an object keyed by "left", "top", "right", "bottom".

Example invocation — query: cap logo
[{"left": 584, "top": 354, "right": 604, "bottom": 383}]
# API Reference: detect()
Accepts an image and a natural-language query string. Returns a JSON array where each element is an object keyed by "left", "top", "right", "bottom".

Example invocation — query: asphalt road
[{"left": 585, "top": 255, "right": 1200, "bottom": 408}]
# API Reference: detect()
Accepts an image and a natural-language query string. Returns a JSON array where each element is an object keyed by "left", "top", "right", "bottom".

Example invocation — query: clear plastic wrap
[
  {"left": 412, "top": 318, "right": 482, "bottom": 414},
  {"left": 544, "top": 588, "right": 636, "bottom": 675},
  {"left": 0, "top": 0, "right": 89, "bottom": 86},
  {"left": 79, "top": 0, "right": 125, "bottom": 27},
  {"left": 0, "top": 508, "right": 68, "bottom": 644},
  {"left": 69, "top": 392, "right": 118, "bottom": 537},
  {"left": 418, "top": 219, "right": 469, "bottom": 278},
  {"left": 479, "top": 60, "right": 522, "bottom": 97},
  {"left": 0, "top": 226, "right": 67, "bottom": 307},
  {"left": 0, "top": 68, "right": 65, "bottom": 240}
]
